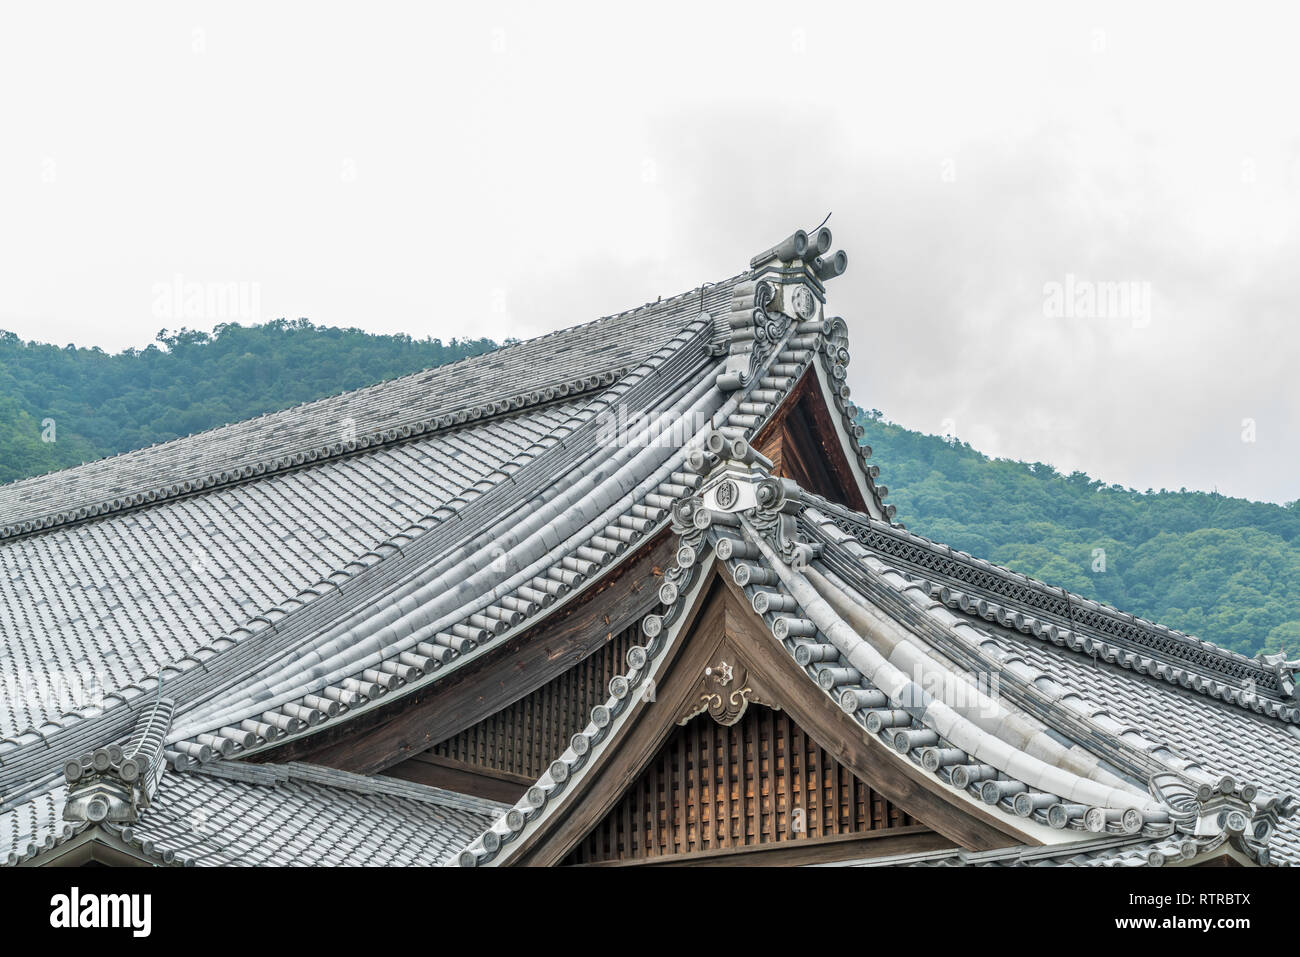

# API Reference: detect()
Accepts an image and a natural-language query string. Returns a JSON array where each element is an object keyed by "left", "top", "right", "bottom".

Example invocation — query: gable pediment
[
  {"left": 562, "top": 699, "right": 940, "bottom": 865},
  {"left": 477, "top": 567, "right": 1031, "bottom": 866}
]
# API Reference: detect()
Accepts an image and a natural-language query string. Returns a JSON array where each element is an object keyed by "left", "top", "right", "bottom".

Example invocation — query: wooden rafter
[{"left": 267, "top": 531, "right": 677, "bottom": 773}]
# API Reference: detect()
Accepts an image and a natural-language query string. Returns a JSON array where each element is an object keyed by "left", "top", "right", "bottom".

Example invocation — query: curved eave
[
  {"left": 159, "top": 269, "right": 853, "bottom": 769},
  {"left": 459, "top": 550, "right": 723, "bottom": 866},
  {"left": 453, "top": 534, "right": 1078, "bottom": 868},
  {"left": 805, "top": 495, "right": 1300, "bottom": 723},
  {"left": 224, "top": 521, "right": 675, "bottom": 760}
]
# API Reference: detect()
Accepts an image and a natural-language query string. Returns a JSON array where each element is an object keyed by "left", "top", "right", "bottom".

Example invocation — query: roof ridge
[
  {"left": 0, "top": 369, "right": 620, "bottom": 542},
  {"left": 179, "top": 759, "right": 507, "bottom": 817},
  {"left": 0, "top": 305, "right": 723, "bottom": 778},
  {"left": 0, "top": 271, "right": 754, "bottom": 540},
  {"left": 161, "top": 313, "right": 721, "bottom": 751},
  {"left": 280, "top": 762, "right": 509, "bottom": 816},
  {"left": 155, "top": 256, "right": 849, "bottom": 767},
  {"left": 0, "top": 369, "right": 624, "bottom": 750},
  {"left": 1, "top": 272, "right": 747, "bottom": 497},
  {"left": 677, "top": 452, "right": 1287, "bottom": 859}
]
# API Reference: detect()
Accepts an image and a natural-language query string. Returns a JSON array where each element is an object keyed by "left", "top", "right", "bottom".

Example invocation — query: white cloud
[{"left": 1, "top": 1, "right": 1296, "bottom": 501}]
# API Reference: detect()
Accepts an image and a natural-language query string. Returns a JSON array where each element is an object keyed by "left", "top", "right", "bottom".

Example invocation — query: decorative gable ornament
[
  {"left": 63, "top": 698, "right": 175, "bottom": 825},
  {"left": 676, "top": 652, "right": 779, "bottom": 728},
  {"left": 716, "top": 226, "right": 844, "bottom": 393}
]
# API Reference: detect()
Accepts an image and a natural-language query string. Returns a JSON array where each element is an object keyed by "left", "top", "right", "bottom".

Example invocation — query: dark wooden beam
[
  {"left": 264, "top": 530, "right": 676, "bottom": 773},
  {"left": 580, "top": 824, "right": 952, "bottom": 867},
  {"left": 389, "top": 753, "right": 531, "bottom": 805}
]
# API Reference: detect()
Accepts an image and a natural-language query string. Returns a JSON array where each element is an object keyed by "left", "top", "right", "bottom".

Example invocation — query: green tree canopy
[{"left": 861, "top": 414, "right": 1300, "bottom": 658}]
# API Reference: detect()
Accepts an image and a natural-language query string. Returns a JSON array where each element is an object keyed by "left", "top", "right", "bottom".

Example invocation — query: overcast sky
[{"left": 1, "top": 2, "right": 1296, "bottom": 503}]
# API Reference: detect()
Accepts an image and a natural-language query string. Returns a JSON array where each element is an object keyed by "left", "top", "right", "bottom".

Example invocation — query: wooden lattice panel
[
  {"left": 428, "top": 622, "right": 643, "bottom": 781},
  {"left": 562, "top": 703, "right": 916, "bottom": 864}
]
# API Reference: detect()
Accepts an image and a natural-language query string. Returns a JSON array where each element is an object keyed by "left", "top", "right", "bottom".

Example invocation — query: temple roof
[
  {"left": 8, "top": 760, "right": 502, "bottom": 867},
  {"left": 453, "top": 432, "right": 1299, "bottom": 867},
  {"left": 0, "top": 296, "right": 713, "bottom": 535},
  {"left": 3, "top": 225, "right": 1294, "bottom": 868},
  {"left": 4, "top": 692, "right": 501, "bottom": 865}
]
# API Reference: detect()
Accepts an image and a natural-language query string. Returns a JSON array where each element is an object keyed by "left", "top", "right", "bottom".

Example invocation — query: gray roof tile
[{"left": 5, "top": 763, "right": 500, "bottom": 866}]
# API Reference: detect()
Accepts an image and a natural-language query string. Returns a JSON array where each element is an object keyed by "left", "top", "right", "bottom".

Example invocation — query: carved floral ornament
[
  {"left": 789, "top": 283, "right": 818, "bottom": 321},
  {"left": 714, "top": 478, "right": 739, "bottom": 510},
  {"left": 676, "top": 647, "right": 780, "bottom": 727}
]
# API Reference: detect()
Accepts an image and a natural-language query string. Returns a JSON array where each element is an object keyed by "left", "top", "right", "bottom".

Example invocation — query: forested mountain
[
  {"left": 858, "top": 410, "right": 1300, "bottom": 658},
  {"left": 0, "top": 321, "right": 499, "bottom": 485},
  {"left": 0, "top": 320, "right": 1295, "bottom": 658}
]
